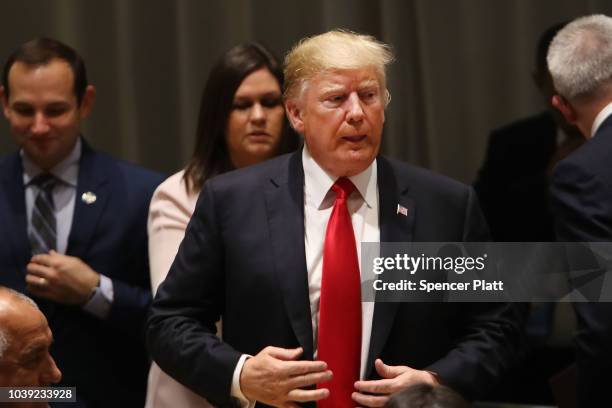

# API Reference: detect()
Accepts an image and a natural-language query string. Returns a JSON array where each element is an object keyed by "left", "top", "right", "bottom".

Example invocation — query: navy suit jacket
[
  {"left": 147, "top": 151, "right": 524, "bottom": 407},
  {"left": 0, "top": 140, "right": 164, "bottom": 407},
  {"left": 551, "top": 114, "right": 612, "bottom": 408}
]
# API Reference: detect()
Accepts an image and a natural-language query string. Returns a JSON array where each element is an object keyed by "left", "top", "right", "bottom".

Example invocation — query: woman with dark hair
[{"left": 145, "top": 42, "right": 298, "bottom": 408}]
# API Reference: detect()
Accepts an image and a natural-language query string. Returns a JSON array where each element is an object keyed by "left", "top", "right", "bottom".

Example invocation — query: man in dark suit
[
  {"left": 474, "top": 22, "right": 581, "bottom": 405},
  {"left": 475, "top": 21, "right": 582, "bottom": 243},
  {"left": 547, "top": 14, "right": 612, "bottom": 408},
  {"left": 147, "top": 30, "right": 523, "bottom": 408},
  {"left": 0, "top": 38, "right": 164, "bottom": 407}
]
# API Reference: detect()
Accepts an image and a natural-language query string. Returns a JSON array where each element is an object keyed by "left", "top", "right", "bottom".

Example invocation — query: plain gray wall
[{"left": 2, "top": 0, "right": 612, "bottom": 182}]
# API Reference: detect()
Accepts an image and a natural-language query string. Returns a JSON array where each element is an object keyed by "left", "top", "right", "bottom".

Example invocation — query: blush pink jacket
[{"left": 145, "top": 170, "right": 213, "bottom": 408}]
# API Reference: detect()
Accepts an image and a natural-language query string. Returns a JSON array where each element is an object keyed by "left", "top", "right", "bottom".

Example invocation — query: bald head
[
  {"left": 0, "top": 287, "right": 39, "bottom": 359},
  {"left": 0, "top": 287, "right": 38, "bottom": 309},
  {"left": 0, "top": 286, "right": 61, "bottom": 389}
]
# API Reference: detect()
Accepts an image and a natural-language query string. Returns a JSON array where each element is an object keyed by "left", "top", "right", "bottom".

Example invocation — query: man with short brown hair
[{"left": 0, "top": 38, "right": 164, "bottom": 407}]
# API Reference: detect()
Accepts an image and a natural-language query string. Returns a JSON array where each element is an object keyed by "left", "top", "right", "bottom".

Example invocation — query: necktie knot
[
  {"left": 29, "top": 173, "right": 57, "bottom": 254},
  {"left": 31, "top": 173, "right": 57, "bottom": 194},
  {"left": 331, "top": 177, "right": 356, "bottom": 200}
]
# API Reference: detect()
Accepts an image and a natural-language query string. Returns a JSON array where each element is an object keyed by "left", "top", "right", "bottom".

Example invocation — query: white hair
[
  {"left": 0, "top": 287, "right": 39, "bottom": 360},
  {"left": 0, "top": 329, "right": 7, "bottom": 359},
  {"left": 547, "top": 14, "right": 612, "bottom": 100}
]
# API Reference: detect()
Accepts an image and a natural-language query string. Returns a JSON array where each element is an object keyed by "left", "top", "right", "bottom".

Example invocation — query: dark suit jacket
[
  {"left": 147, "top": 152, "right": 524, "bottom": 407},
  {"left": 475, "top": 111, "right": 558, "bottom": 241},
  {"left": 550, "top": 114, "right": 612, "bottom": 408},
  {"left": 0, "top": 140, "right": 164, "bottom": 407}
]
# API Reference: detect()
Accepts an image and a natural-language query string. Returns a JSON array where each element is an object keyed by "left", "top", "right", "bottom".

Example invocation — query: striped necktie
[{"left": 29, "top": 173, "right": 58, "bottom": 255}]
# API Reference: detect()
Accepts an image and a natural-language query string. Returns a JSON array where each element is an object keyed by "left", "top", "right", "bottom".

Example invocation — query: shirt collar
[
  {"left": 22, "top": 137, "right": 82, "bottom": 187},
  {"left": 302, "top": 145, "right": 377, "bottom": 209},
  {"left": 591, "top": 101, "right": 612, "bottom": 137}
]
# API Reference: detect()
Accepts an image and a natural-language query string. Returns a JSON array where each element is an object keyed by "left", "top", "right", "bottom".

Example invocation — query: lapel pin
[
  {"left": 396, "top": 204, "right": 408, "bottom": 216},
  {"left": 81, "top": 191, "right": 97, "bottom": 205}
]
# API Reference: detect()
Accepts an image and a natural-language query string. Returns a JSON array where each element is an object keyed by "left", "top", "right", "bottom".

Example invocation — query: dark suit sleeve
[
  {"left": 146, "top": 182, "right": 242, "bottom": 406},
  {"left": 551, "top": 160, "right": 612, "bottom": 241},
  {"left": 427, "top": 188, "right": 527, "bottom": 399},
  {"left": 105, "top": 277, "right": 152, "bottom": 330},
  {"left": 91, "top": 169, "right": 160, "bottom": 335},
  {"left": 551, "top": 160, "right": 612, "bottom": 407}
]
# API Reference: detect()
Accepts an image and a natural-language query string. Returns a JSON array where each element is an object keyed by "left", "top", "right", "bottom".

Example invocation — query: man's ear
[
  {"left": 79, "top": 85, "right": 96, "bottom": 119},
  {"left": 551, "top": 94, "right": 577, "bottom": 124},
  {"left": 285, "top": 99, "right": 305, "bottom": 135},
  {"left": 0, "top": 86, "right": 9, "bottom": 119}
]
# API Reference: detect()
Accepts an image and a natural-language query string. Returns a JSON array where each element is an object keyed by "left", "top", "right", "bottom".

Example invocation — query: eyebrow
[
  {"left": 19, "top": 347, "right": 45, "bottom": 364},
  {"left": 11, "top": 100, "right": 70, "bottom": 108},
  {"left": 357, "top": 80, "right": 380, "bottom": 89},
  {"left": 319, "top": 84, "right": 346, "bottom": 94},
  {"left": 319, "top": 80, "right": 380, "bottom": 95},
  {"left": 21, "top": 332, "right": 53, "bottom": 357},
  {"left": 10, "top": 101, "right": 32, "bottom": 108},
  {"left": 22, "top": 341, "right": 47, "bottom": 355},
  {"left": 46, "top": 101, "right": 71, "bottom": 108}
]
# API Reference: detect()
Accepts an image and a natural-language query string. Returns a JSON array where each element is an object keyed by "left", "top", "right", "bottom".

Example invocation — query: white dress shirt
[
  {"left": 232, "top": 147, "right": 379, "bottom": 406},
  {"left": 591, "top": 101, "right": 612, "bottom": 137},
  {"left": 302, "top": 146, "right": 378, "bottom": 379},
  {"left": 22, "top": 138, "right": 113, "bottom": 317}
]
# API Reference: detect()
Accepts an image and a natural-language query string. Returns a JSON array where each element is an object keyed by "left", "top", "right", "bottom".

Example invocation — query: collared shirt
[
  {"left": 302, "top": 145, "right": 378, "bottom": 380},
  {"left": 231, "top": 147, "right": 379, "bottom": 406},
  {"left": 590, "top": 101, "right": 612, "bottom": 137},
  {"left": 22, "top": 138, "right": 113, "bottom": 317}
]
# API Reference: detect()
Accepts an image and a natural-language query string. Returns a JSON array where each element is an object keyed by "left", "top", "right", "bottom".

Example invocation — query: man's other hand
[
  {"left": 240, "top": 346, "right": 332, "bottom": 407},
  {"left": 352, "top": 359, "right": 438, "bottom": 407}
]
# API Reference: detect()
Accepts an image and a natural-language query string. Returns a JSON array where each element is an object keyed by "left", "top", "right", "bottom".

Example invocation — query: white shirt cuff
[
  {"left": 82, "top": 274, "right": 113, "bottom": 318},
  {"left": 231, "top": 354, "right": 255, "bottom": 408}
]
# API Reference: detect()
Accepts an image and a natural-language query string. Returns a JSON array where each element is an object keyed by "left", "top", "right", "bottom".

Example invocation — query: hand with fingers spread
[
  {"left": 26, "top": 250, "right": 100, "bottom": 305},
  {"left": 353, "top": 359, "right": 438, "bottom": 407},
  {"left": 239, "top": 346, "right": 332, "bottom": 407}
]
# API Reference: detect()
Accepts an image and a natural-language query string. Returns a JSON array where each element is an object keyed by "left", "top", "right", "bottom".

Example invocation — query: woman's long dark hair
[{"left": 183, "top": 42, "right": 299, "bottom": 193}]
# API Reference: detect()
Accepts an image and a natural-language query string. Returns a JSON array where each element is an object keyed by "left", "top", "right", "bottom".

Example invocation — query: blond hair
[{"left": 283, "top": 29, "right": 394, "bottom": 101}]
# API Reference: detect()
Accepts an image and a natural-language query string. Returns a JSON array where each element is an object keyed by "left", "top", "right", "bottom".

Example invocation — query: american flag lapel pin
[{"left": 396, "top": 204, "right": 408, "bottom": 216}]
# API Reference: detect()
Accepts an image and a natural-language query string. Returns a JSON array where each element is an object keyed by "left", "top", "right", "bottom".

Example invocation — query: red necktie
[{"left": 317, "top": 177, "right": 362, "bottom": 408}]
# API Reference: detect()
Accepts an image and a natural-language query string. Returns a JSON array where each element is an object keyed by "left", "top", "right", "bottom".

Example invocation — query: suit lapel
[
  {"left": 66, "top": 141, "right": 111, "bottom": 258},
  {"left": 365, "top": 156, "right": 415, "bottom": 378},
  {"left": 264, "top": 152, "right": 314, "bottom": 359},
  {"left": 0, "top": 153, "right": 31, "bottom": 289}
]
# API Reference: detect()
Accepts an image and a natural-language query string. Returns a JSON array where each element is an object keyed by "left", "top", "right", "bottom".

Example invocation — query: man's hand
[
  {"left": 240, "top": 346, "right": 332, "bottom": 407},
  {"left": 26, "top": 250, "right": 100, "bottom": 305},
  {"left": 352, "top": 359, "right": 438, "bottom": 407}
]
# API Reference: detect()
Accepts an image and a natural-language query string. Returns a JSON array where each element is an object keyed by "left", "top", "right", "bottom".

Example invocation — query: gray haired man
[{"left": 548, "top": 14, "right": 612, "bottom": 408}]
